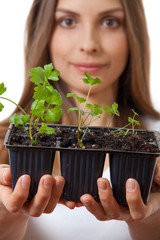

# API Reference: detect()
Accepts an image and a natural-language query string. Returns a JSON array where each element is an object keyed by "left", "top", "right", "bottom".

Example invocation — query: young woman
[{"left": 0, "top": 0, "right": 160, "bottom": 239}]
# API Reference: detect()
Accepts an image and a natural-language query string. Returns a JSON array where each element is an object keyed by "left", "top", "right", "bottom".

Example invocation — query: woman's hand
[
  {"left": 80, "top": 177, "right": 160, "bottom": 222},
  {"left": 0, "top": 164, "right": 65, "bottom": 217},
  {"left": 80, "top": 158, "right": 160, "bottom": 239}
]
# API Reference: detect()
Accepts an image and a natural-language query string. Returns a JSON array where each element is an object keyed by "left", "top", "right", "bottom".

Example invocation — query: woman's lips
[{"left": 73, "top": 63, "right": 106, "bottom": 73}]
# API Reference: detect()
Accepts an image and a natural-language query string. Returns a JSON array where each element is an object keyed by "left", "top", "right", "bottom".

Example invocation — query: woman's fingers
[
  {"left": 80, "top": 177, "right": 152, "bottom": 223},
  {"left": 24, "top": 175, "right": 54, "bottom": 217},
  {"left": 80, "top": 178, "right": 118, "bottom": 221},
  {"left": 0, "top": 166, "right": 11, "bottom": 185},
  {"left": 0, "top": 174, "right": 31, "bottom": 213},
  {"left": 97, "top": 178, "right": 120, "bottom": 219},
  {"left": 80, "top": 179, "right": 118, "bottom": 221},
  {"left": 80, "top": 193, "right": 106, "bottom": 220},
  {"left": 0, "top": 173, "right": 65, "bottom": 217},
  {"left": 126, "top": 178, "right": 147, "bottom": 220},
  {"left": 44, "top": 176, "right": 65, "bottom": 213},
  {"left": 24, "top": 175, "right": 65, "bottom": 217}
]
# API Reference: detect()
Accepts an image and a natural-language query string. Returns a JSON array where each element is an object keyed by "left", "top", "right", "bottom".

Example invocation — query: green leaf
[
  {"left": 0, "top": 103, "right": 4, "bottom": 112},
  {"left": 67, "top": 93, "right": 76, "bottom": 98},
  {"left": 87, "top": 104, "right": 102, "bottom": 115},
  {"left": 43, "top": 63, "right": 60, "bottom": 81},
  {"left": 68, "top": 107, "right": 80, "bottom": 112},
  {"left": 76, "top": 96, "right": 86, "bottom": 103},
  {"left": 68, "top": 107, "right": 85, "bottom": 116},
  {"left": 31, "top": 100, "right": 47, "bottom": 119},
  {"left": 103, "top": 102, "right": 119, "bottom": 116},
  {"left": 86, "top": 104, "right": 93, "bottom": 110},
  {"left": 83, "top": 72, "right": 102, "bottom": 86},
  {"left": 128, "top": 117, "right": 133, "bottom": 123},
  {"left": 93, "top": 104, "right": 103, "bottom": 115},
  {"left": 0, "top": 82, "right": 7, "bottom": 95},
  {"left": 103, "top": 105, "right": 114, "bottom": 115},
  {"left": 45, "top": 86, "right": 62, "bottom": 106},
  {"left": 39, "top": 123, "right": 55, "bottom": 134},
  {"left": 112, "top": 102, "right": 120, "bottom": 116},
  {"left": 44, "top": 63, "right": 54, "bottom": 79},
  {"left": 67, "top": 93, "right": 86, "bottom": 103},
  {"left": 117, "top": 129, "right": 125, "bottom": 136},
  {"left": 84, "top": 71, "right": 91, "bottom": 79},
  {"left": 9, "top": 114, "right": 30, "bottom": 126},
  {"left": 33, "top": 85, "right": 49, "bottom": 101},
  {"left": 30, "top": 67, "right": 44, "bottom": 85},
  {"left": 128, "top": 117, "right": 141, "bottom": 126},
  {"left": 48, "top": 70, "right": 60, "bottom": 81},
  {"left": 133, "top": 119, "right": 141, "bottom": 126},
  {"left": 45, "top": 106, "right": 62, "bottom": 123}
]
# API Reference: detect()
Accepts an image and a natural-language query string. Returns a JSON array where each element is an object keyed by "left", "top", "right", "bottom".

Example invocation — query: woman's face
[{"left": 49, "top": 0, "right": 128, "bottom": 96}]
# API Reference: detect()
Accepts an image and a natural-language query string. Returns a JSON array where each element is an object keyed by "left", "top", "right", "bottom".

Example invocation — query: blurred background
[{"left": 0, "top": 0, "right": 159, "bottom": 121}]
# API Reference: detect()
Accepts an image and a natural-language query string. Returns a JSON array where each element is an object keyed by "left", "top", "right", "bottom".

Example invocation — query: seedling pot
[
  {"left": 108, "top": 130, "right": 160, "bottom": 205},
  {"left": 109, "top": 152, "right": 157, "bottom": 205},
  {"left": 60, "top": 150, "right": 105, "bottom": 201},
  {"left": 4, "top": 124, "right": 160, "bottom": 204},
  {"left": 4, "top": 125, "right": 55, "bottom": 201}
]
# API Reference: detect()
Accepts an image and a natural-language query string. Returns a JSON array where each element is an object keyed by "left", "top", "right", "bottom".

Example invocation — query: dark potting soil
[{"left": 8, "top": 125, "right": 159, "bottom": 153}]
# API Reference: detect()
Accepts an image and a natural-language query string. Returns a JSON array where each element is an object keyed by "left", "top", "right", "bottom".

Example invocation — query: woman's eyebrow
[
  {"left": 55, "top": 8, "right": 124, "bottom": 16},
  {"left": 99, "top": 8, "right": 124, "bottom": 17},
  {"left": 55, "top": 8, "right": 80, "bottom": 17}
]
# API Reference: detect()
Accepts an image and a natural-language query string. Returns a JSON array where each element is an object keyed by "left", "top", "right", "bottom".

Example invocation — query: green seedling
[
  {"left": 103, "top": 102, "right": 120, "bottom": 129},
  {"left": 0, "top": 63, "right": 62, "bottom": 145},
  {"left": 113, "top": 109, "right": 141, "bottom": 136},
  {"left": 67, "top": 72, "right": 120, "bottom": 147},
  {"left": 67, "top": 72, "right": 103, "bottom": 147}
]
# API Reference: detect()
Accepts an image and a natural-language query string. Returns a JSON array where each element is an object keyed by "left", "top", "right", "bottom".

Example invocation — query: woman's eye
[
  {"left": 102, "top": 18, "right": 120, "bottom": 28},
  {"left": 59, "top": 18, "right": 76, "bottom": 28}
]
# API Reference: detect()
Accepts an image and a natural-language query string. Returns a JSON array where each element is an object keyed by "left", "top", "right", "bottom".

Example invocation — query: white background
[{"left": 0, "top": 0, "right": 160, "bottom": 121}]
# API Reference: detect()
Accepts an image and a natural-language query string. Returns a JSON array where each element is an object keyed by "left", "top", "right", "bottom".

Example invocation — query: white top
[{"left": 24, "top": 168, "right": 131, "bottom": 240}]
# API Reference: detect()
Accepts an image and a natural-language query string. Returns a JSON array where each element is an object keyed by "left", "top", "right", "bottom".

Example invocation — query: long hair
[
  {"left": 116, "top": 0, "right": 160, "bottom": 125},
  {"left": 2, "top": 0, "right": 160, "bottom": 127}
]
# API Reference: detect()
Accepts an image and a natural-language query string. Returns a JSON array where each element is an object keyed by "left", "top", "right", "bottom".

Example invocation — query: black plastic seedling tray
[{"left": 4, "top": 124, "right": 160, "bottom": 203}]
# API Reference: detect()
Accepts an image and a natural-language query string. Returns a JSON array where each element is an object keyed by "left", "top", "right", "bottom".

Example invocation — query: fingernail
[
  {"left": 127, "top": 179, "right": 136, "bottom": 192},
  {"left": 3, "top": 170, "right": 8, "bottom": 184},
  {"left": 98, "top": 179, "right": 107, "bottom": 191},
  {"left": 21, "top": 175, "right": 29, "bottom": 189},
  {"left": 55, "top": 178, "right": 64, "bottom": 187},
  {"left": 82, "top": 199, "right": 90, "bottom": 206},
  {"left": 43, "top": 177, "right": 52, "bottom": 189}
]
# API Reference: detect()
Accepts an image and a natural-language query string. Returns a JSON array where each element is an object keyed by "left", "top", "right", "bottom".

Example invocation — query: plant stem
[
  {"left": 83, "top": 116, "right": 100, "bottom": 128},
  {"left": 82, "top": 112, "right": 90, "bottom": 126},
  {"left": 79, "top": 85, "right": 92, "bottom": 129},
  {"left": 0, "top": 96, "right": 27, "bottom": 116},
  {"left": 77, "top": 85, "right": 92, "bottom": 147},
  {"left": 29, "top": 114, "right": 34, "bottom": 143},
  {"left": 113, "top": 122, "right": 131, "bottom": 134}
]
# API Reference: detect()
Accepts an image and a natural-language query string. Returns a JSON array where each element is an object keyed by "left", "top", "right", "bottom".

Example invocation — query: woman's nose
[{"left": 79, "top": 26, "right": 100, "bottom": 54}]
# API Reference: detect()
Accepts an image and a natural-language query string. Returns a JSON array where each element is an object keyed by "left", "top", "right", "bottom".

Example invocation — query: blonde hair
[{"left": 2, "top": 0, "right": 160, "bottom": 127}]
